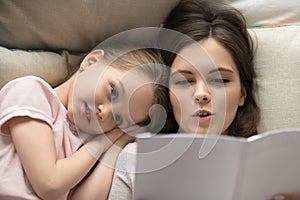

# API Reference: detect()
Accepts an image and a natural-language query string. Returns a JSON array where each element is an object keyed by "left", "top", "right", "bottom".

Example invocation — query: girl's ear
[
  {"left": 80, "top": 49, "right": 105, "bottom": 69},
  {"left": 239, "top": 88, "right": 247, "bottom": 106}
]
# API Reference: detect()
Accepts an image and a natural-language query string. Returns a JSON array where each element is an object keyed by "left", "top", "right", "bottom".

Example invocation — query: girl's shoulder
[
  {"left": 0, "top": 75, "right": 64, "bottom": 134},
  {"left": 2, "top": 75, "right": 52, "bottom": 91},
  {"left": 1, "top": 75, "right": 58, "bottom": 102}
]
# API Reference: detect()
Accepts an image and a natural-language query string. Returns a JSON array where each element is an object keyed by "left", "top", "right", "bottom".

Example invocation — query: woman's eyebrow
[
  {"left": 208, "top": 67, "right": 234, "bottom": 74},
  {"left": 171, "top": 70, "right": 193, "bottom": 77}
]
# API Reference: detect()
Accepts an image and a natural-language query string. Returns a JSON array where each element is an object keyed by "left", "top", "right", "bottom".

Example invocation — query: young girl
[{"left": 0, "top": 47, "right": 169, "bottom": 199}]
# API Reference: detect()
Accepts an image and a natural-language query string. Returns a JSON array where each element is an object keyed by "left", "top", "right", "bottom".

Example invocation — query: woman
[
  {"left": 160, "top": 0, "right": 259, "bottom": 137},
  {"left": 107, "top": 0, "right": 258, "bottom": 199},
  {"left": 107, "top": 1, "right": 300, "bottom": 200},
  {"left": 160, "top": 1, "right": 299, "bottom": 199}
]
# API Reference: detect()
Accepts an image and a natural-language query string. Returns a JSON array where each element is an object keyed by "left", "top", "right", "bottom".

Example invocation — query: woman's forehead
[
  {"left": 171, "top": 56, "right": 220, "bottom": 76},
  {"left": 172, "top": 39, "right": 238, "bottom": 75}
]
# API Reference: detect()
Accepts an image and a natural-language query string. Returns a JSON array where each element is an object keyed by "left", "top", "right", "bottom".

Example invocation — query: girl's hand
[
  {"left": 272, "top": 194, "right": 300, "bottom": 200},
  {"left": 84, "top": 128, "right": 125, "bottom": 160},
  {"left": 10, "top": 117, "right": 125, "bottom": 200},
  {"left": 99, "top": 132, "right": 135, "bottom": 167},
  {"left": 68, "top": 130, "right": 134, "bottom": 200},
  {"left": 122, "top": 124, "right": 147, "bottom": 137},
  {"left": 83, "top": 124, "right": 139, "bottom": 161}
]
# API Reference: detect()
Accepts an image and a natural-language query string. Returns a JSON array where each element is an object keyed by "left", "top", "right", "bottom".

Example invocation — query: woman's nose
[
  {"left": 193, "top": 82, "right": 211, "bottom": 104},
  {"left": 97, "top": 104, "right": 112, "bottom": 121}
]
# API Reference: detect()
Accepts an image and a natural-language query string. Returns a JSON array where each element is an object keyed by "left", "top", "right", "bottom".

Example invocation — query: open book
[{"left": 134, "top": 128, "right": 300, "bottom": 200}]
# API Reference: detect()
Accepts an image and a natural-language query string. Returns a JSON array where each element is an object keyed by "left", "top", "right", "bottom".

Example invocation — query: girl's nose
[
  {"left": 193, "top": 82, "right": 211, "bottom": 104},
  {"left": 97, "top": 104, "right": 112, "bottom": 121}
]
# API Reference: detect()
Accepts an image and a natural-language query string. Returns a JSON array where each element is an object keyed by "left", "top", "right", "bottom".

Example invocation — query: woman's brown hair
[{"left": 160, "top": 0, "right": 260, "bottom": 137}]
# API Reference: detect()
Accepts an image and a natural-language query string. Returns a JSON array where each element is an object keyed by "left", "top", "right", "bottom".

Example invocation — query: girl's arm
[
  {"left": 68, "top": 134, "right": 134, "bottom": 200},
  {"left": 9, "top": 116, "right": 124, "bottom": 200}
]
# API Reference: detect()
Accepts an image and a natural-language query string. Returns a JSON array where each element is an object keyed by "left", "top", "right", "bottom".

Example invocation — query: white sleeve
[{"left": 108, "top": 142, "right": 137, "bottom": 200}]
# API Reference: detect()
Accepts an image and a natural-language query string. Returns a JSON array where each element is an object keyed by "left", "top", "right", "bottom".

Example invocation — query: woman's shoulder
[{"left": 115, "top": 142, "right": 137, "bottom": 173}]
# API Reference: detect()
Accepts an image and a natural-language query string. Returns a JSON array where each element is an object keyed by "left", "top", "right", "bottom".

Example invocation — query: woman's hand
[{"left": 272, "top": 194, "right": 300, "bottom": 200}]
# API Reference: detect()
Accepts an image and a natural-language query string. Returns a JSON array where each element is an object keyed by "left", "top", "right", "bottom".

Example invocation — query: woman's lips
[{"left": 192, "top": 110, "right": 213, "bottom": 123}]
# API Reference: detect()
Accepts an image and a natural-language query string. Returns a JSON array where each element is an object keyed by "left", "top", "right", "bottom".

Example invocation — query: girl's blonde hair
[{"left": 103, "top": 47, "right": 171, "bottom": 133}]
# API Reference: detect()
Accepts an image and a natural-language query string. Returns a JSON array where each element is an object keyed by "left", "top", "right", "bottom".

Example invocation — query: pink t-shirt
[{"left": 0, "top": 76, "right": 82, "bottom": 200}]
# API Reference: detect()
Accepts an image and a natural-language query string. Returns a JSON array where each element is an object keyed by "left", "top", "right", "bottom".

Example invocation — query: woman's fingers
[{"left": 272, "top": 194, "right": 300, "bottom": 200}]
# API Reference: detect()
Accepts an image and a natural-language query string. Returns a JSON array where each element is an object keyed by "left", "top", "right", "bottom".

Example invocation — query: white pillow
[
  {"left": 250, "top": 26, "right": 300, "bottom": 133},
  {"left": 229, "top": 0, "right": 300, "bottom": 27}
]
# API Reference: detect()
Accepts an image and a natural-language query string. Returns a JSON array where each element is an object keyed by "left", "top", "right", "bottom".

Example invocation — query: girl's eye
[
  {"left": 114, "top": 114, "right": 122, "bottom": 126},
  {"left": 111, "top": 85, "right": 118, "bottom": 100}
]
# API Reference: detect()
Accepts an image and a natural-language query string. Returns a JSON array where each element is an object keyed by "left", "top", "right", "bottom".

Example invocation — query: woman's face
[{"left": 169, "top": 38, "right": 245, "bottom": 135}]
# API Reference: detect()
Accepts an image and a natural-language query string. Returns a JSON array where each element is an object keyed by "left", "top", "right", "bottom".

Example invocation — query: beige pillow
[
  {"left": 0, "top": 0, "right": 180, "bottom": 52},
  {"left": 0, "top": 47, "right": 85, "bottom": 88},
  {"left": 250, "top": 26, "right": 300, "bottom": 133},
  {"left": 229, "top": 0, "right": 300, "bottom": 27}
]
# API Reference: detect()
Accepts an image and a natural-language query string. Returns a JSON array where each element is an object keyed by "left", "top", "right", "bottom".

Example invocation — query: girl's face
[
  {"left": 169, "top": 38, "right": 245, "bottom": 135},
  {"left": 67, "top": 58, "right": 154, "bottom": 134}
]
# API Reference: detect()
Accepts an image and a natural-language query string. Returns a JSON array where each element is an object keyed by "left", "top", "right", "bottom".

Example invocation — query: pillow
[
  {"left": 250, "top": 26, "right": 300, "bottom": 133},
  {"left": 0, "top": 0, "right": 180, "bottom": 52},
  {"left": 2, "top": 0, "right": 299, "bottom": 51},
  {"left": 0, "top": 47, "right": 85, "bottom": 88},
  {"left": 229, "top": 0, "right": 300, "bottom": 27}
]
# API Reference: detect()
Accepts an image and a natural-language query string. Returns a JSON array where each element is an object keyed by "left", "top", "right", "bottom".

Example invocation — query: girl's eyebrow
[
  {"left": 114, "top": 79, "right": 125, "bottom": 94},
  {"left": 208, "top": 67, "right": 234, "bottom": 74}
]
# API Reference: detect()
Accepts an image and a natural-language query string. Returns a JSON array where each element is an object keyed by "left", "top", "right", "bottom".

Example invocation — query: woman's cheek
[{"left": 169, "top": 91, "right": 181, "bottom": 124}]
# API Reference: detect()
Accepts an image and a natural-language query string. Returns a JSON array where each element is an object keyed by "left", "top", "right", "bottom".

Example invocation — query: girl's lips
[{"left": 82, "top": 102, "right": 92, "bottom": 123}]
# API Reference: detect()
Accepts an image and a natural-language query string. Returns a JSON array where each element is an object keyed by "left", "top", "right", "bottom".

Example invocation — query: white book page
[
  {"left": 134, "top": 134, "right": 244, "bottom": 200},
  {"left": 235, "top": 129, "right": 300, "bottom": 200}
]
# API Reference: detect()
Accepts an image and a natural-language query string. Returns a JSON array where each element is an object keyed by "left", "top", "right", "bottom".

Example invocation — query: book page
[
  {"left": 235, "top": 129, "right": 300, "bottom": 199},
  {"left": 134, "top": 134, "right": 244, "bottom": 200}
]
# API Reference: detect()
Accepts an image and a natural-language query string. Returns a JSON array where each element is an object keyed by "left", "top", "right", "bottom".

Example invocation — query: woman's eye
[
  {"left": 175, "top": 79, "right": 193, "bottom": 85},
  {"left": 209, "top": 79, "right": 230, "bottom": 84},
  {"left": 111, "top": 85, "right": 118, "bottom": 100},
  {"left": 114, "top": 114, "right": 122, "bottom": 126}
]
